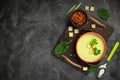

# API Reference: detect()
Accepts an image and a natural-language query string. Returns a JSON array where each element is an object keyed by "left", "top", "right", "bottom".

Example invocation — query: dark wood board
[{"left": 51, "top": 14, "right": 114, "bottom": 73}]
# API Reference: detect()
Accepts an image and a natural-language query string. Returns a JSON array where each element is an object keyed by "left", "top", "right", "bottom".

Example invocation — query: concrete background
[{"left": 0, "top": 0, "right": 120, "bottom": 80}]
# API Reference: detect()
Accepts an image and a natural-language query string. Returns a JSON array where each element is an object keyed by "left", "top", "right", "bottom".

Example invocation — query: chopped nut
[
  {"left": 89, "top": 48, "right": 94, "bottom": 54},
  {"left": 68, "top": 26, "right": 73, "bottom": 31},
  {"left": 85, "top": 6, "right": 89, "bottom": 10},
  {"left": 90, "top": 6, "right": 95, "bottom": 11},
  {"left": 74, "top": 29, "right": 79, "bottom": 34},
  {"left": 90, "top": 47, "right": 93, "bottom": 50},
  {"left": 91, "top": 24, "right": 96, "bottom": 28},
  {"left": 69, "top": 32, "right": 73, "bottom": 37},
  {"left": 92, "top": 44, "right": 96, "bottom": 48},
  {"left": 87, "top": 43, "right": 91, "bottom": 48},
  {"left": 89, "top": 50, "right": 93, "bottom": 54},
  {"left": 83, "top": 67, "right": 88, "bottom": 71}
]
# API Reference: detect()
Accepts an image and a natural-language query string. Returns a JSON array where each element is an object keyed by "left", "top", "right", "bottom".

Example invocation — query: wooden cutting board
[{"left": 52, "top": 14, "right": 114, "bottom": 73}]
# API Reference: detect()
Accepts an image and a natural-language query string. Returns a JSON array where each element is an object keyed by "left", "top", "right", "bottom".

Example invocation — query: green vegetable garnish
[
  {"left": 90, "top": 39, "right": 98, "bottom": 46},
  {"left": 94, "top": 48, "right": 101, "bottom": 55},
  {"left": 55, "top": 40, "right": 72, "bottom": 55},
  {"left": 66, "top": 0, "right": 84, "bottom": 15},
  {"left": 66, "top": 5, "right": 76, "bottom": 15},
  {"left": 97, "top": 8, "right": 111, "bottom": 21},
  {"left": 89, "top": 39, "right": 101, "bottom": 55},
  {"left": 107, "top": 41, "right": 120, "bottom": 61},
  {"left": 74, "top": 0, "right": 84, "bottom": 10},
  {"left": 88, "top": 66, "right": 97, "bottom": 72}
]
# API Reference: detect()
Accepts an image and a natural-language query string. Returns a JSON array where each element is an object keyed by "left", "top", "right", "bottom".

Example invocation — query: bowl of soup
[{"left": 76, "top": 32, "right": 106, "bottom": 63}]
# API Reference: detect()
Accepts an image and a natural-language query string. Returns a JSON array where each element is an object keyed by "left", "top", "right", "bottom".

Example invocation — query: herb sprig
[
  {"left": 97, "top": 8, "right": 111, "bottom": 21},
  {"left": 55, "top": 40, "right": 72, "bottom": 55},
  {"left": 90, "top": 39, "right": 98, "bottom": 46},
  {"left": 89, "top": 39, "right": 101, "bottom": 55},
  {"left": 66, "top": 0, "right": 84, "bottom": 15},
  {"left": 94, "top": 48, "right": 101, "bottom": 55},
  {"left": 88, "top": 66, "right": 97, "bottom": 72}
]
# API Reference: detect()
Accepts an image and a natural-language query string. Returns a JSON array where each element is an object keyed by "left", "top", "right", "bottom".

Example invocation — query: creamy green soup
[{"left": 76, "top": 33, "right": 105, "bottom": 62}]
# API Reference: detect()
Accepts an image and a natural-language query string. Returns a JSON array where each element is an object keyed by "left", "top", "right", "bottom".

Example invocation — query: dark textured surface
[{"left": 0, "top": 0, "right": 120, "bottom": 80}]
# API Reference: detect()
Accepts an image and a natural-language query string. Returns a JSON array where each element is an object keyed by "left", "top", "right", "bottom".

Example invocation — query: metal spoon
[{"left": 96, "top": 41, "right": 120, "bottom": 79}]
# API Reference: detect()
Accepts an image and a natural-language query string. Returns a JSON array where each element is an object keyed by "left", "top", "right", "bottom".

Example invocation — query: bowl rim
[
  {"left": 70, "top": 10, "right": 87, "bottom": 27},
  {"left": 76, "top": 32, "right": 107, "bottom": 63}
]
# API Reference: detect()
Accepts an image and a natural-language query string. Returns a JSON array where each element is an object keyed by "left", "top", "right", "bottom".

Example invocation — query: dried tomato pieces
[{"left": 71, "top": 10, "right": 86, "bottom": 26}]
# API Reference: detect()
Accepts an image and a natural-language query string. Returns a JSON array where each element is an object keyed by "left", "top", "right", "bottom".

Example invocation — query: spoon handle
[{"left": 107, "top": 41, "right": 120, "bottom": 61}]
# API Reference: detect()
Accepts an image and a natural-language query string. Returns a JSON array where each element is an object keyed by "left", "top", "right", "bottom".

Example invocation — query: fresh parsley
[
  {"left": 90, "top": 39, "right": 98, "bottom": 46},
  {"left": 88, "top": 66, "right": 97, "bottom": 72},
  {"left": 97, "top": 8, "right": 111, "bottom": 21},
  {"left": 94, "top": 48, "right": 101, "bottom": 55},
  {"left": 55, "top": 40, "right": 72, "bottom": 55},
  {"left": 89, "top": 39, "right": 101, "bottom": 55}
]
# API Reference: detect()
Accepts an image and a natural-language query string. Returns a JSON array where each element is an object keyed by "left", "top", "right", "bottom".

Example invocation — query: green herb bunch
[
  {"left": 90, "top": 39, "right": 101, "bottom": 55},
  {"left": 55, "top": 40, "right": 72, "bottom": 55},
  {"left": 97, "top": 8, "right": 111, "bottom": 21},
  {"left": 88, "top": 66, "right": 97, "bottom": 72}
]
